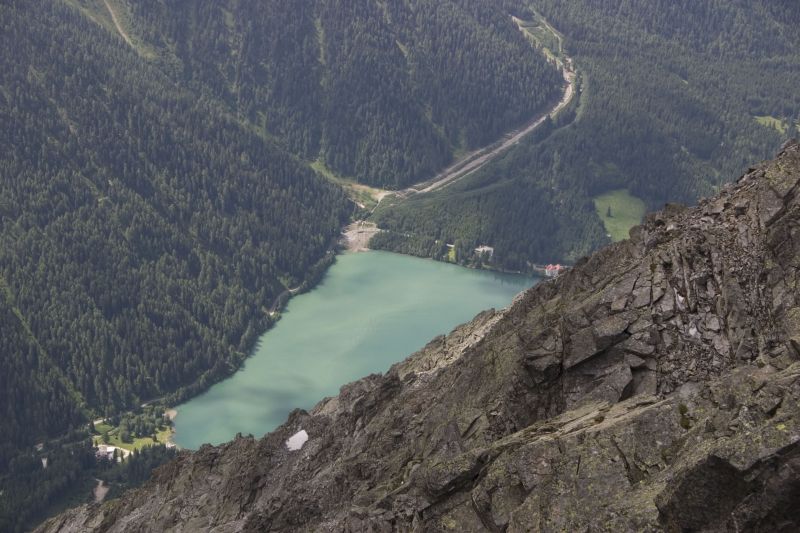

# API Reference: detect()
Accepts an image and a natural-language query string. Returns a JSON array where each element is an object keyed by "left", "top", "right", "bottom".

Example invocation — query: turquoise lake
[{"left": 173, "top": 251, "right": 536, "bottom": 449}]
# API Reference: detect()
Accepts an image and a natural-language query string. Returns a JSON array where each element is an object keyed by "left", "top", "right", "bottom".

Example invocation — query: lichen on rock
[{"left": 37, "top": 141, "right": 800, "bottom": 532}]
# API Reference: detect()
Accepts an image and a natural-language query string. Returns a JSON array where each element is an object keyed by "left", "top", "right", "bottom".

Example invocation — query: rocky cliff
[{"left": 40, "top": 141, "right": 800, "bottom": 532}]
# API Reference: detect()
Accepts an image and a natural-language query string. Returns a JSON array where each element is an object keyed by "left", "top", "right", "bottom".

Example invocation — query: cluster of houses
[
  {"left": 448, "top": 242, "right": 568, "bottom": 278},
  {"left": 471, "top": 244, "right": 568, "bottom": 278}
]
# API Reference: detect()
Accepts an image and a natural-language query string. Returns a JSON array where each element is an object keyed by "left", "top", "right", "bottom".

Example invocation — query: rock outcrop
[{"left": 40, "top": 141, "right": 800, "bottom": 532}]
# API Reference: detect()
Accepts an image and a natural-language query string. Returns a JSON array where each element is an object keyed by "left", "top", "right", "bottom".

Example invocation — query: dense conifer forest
[
  {"left": 0, "top": 0, "right": 352, "bottom": 413},
  {"left": 372, "top": 0, "right": 800, "bottom": 269},
  {"left": 114, "top": 0, "right": 563, "bottom": 187},
  {"left": 0, "top": 0, "right": 562, "bottom": 528},
  {"left": 2, "top": 0, "right": 798, "bottom": 529}
]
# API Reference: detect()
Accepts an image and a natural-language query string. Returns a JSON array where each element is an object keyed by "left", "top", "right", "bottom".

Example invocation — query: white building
[{"left": 475, "top": 245, "right": 494, "bottom": 258}]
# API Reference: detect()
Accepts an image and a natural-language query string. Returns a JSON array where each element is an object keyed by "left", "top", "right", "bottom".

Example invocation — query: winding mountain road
[
  {"left": 396, "top": 17, "right": 577, "bottom": 198},
  {"left": 406, "top": 66, "right": 575, "bottom": 196}
]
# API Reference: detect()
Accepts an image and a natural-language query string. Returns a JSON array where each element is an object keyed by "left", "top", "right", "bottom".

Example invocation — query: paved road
[{"left": 399, "top": 63, "right": 576, "bottom": 198}]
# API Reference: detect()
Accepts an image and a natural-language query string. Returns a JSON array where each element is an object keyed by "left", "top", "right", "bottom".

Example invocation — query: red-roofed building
[{"left": 545, "top": 264, "right": 564, "bottom": 278}]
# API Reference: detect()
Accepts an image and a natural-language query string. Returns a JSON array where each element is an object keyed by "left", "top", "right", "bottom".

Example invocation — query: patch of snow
[{"left": 286, "top": 429, "right": 309, "bottom": 451}]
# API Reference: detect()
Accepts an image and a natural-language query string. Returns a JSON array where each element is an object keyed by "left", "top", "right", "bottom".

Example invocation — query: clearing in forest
[{"left": 593, "top": 189, "right": 646, "bottom": 242}]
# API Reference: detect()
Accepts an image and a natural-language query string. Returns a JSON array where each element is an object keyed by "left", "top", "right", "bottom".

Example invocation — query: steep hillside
[
  {"left": 0, "top": 280, "right": 86, "bottom": 467},
  {"left": 0, "top": 274, "right": 95, "bottom": 532},
  {"left": 40, "top": 142, "right": 800, "bottom": 531},
  {"left": 0, "top": 0, "right": 350, "bottom": 419},
  {"left": 0, "top": 1, "right": 565, "bottom": 526},
  {"left": 372, "top": 0, "right": 800, "bottom": 267},
  {"left": 92, "top": 0, "right": 563, "bottom": 188}
]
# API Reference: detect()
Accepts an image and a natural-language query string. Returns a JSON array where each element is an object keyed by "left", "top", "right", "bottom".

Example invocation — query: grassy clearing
[
  {"left": 447, "top": 245, "right": 456, "bottom": 262},
  {"left": 574, "top": 72, "right": 589, "bottom": 120},
  {"left": 512, "top": 16, "right": 561, "bottom": 63},
  {"left": 311, "top": 159, "right": 389, "bottom": 210},
  {"left": 92, "top": 423, "right": 173, "bottom": 452},
  {"left": 512, "top": 9, "right": 567, "bottom": 63},
  {"left": 94, "top": 422, "right": 113, "bottom": 435},
  {"left": 755, "top": 115, "right": 788, "bottom": 135},
  {"left": 61, "top": 0, "right": 115, "bottom": 33},
  {"left": 221, "top": 7, "right": 235, "bottom": 31},
  {"left": 593, "top": 189, "right": 646, "bottom": 242}
]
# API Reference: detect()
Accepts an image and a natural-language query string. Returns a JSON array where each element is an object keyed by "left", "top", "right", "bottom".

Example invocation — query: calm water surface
[{"left": 173, "top": 251, "right": 536, "bottom": 449}]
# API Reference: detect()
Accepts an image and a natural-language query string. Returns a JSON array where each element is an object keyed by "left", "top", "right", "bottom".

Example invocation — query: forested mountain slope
[
  {"left": 103, "top": 0, "right": 563, "bottom": 188},
  {"left": 0, "top": 0, "right": 565, "bottom": 527},
  {"left": 38, "top": 142, "right": 800, "bottom": 533},
  {"left": 0, "top": 280, "right": 85, "bottom": 468},
  {"left": 0, "top": 0, "right": 566, "bottom": 437},
  {"left": 0, "top": 0, "right": 350, "bottom": 450},
  {"left": 0, "top": 285, "right": 91, "bottom": 532},
  {"left": 372, "top": 0, "right": 800, "bottom": 267}
]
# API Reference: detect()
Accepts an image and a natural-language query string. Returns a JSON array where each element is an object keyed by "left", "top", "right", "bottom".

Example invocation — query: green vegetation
[
  {"left": 513, "top": 8, "right": 566, "bottom": 64},
  {"left": 96, "top": 444, "right": 178, "bottom": 500},
  {"left": 0, "top": 1, "right": 565, "bottom": 528},
  {"left": 755, "top": 115, "right": 789, "bottom": 135},
  {"left": 0, "top": 411, "right": 177, "bottom": 533},
  {"left": 91, "top": 408, "right": 173, "bottom": 452},
  {"left": 593, "top": 190, "right": 647, "bottom": 242},
  {"left": 0, "top": 0, "right": 353, "bottom": 419},
  {"left": 373, "top": 0, "right": 800, "bottom": 269},
  {"left": 0, "top": 431, "right": 178, "bottom": 533},
  {"left": 117, "top": 0, "right": 562, "bottom": 188},
  {"left": 97, "top": 428, "right": 172, "bottom": 452},
  {"left": 0, "top": 432, "right": 96, "bottom": 533},
  {"left": 311, "top": 159, "right": 386, "bottom": 212},
  {"left": 0, "top": 2, "right": 350, "bottom": 528},
  {"left": 679, "top": 403, "right": 692, "bottom": 430},
  {"left": 0, "top": 283, "right": 86, "bottom": 471}
]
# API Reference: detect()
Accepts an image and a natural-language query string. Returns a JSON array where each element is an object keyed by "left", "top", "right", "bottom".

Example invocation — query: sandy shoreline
[{"left": 342, "top": 221, "right": 380, "bottom": 252}]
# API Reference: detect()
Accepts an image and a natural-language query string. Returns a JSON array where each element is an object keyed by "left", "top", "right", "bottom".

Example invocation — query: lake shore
[
  {"left": 170, "top": 250, "right": 535, "bottom": 449},
  {"left": 341, "top": 221, "right": 381, "bottom": 252},
  {"left": 164, "top": 409, "right": 178, "bottom": 448}
]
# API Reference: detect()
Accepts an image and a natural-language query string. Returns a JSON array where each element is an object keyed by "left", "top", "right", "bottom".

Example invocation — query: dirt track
[{"left": 104, "top": 0, "right": 135, "bottom": 49}]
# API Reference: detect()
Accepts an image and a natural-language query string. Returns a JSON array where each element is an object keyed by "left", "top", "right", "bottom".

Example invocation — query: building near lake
[
  {"left": 545, "top": 264, "right": 564, "bottom": 277},
  {"left": 475, "top": 245, "right": 494, "bottom": 258}
]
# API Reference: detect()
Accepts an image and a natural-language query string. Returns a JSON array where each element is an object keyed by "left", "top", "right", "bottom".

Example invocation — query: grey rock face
[{"left": 38, "top": 141, "right": 800, "bottom": 532}]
